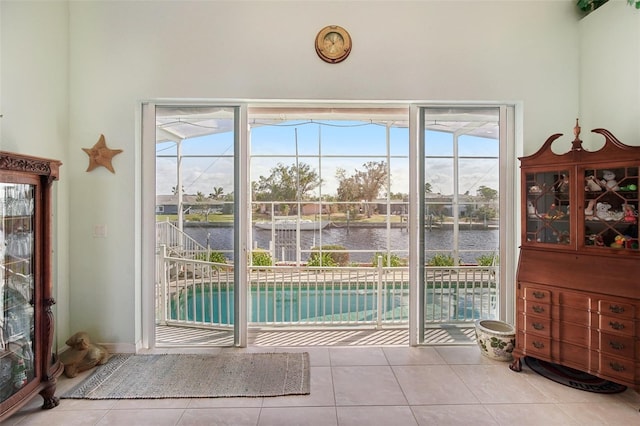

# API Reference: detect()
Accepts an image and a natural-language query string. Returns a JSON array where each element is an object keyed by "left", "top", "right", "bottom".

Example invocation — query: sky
[{"left": 155, "top": 119, "right": 499, "bottom": 199}]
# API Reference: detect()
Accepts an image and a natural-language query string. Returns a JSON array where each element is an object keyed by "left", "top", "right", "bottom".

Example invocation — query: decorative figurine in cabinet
[
  {"left": 511, "top": 121, "right": 640, "bottom": 392},
  {"left": 0, "top": 152, "right": 63, "bottom": 420}
]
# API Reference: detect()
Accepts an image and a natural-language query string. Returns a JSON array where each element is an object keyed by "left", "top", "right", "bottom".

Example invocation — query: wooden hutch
[
  {"left": 1, "top": 152, "right": 63, "bottom": 421},
  {"left": 510, "top": 121, "right": 640, "bottom": 392}
]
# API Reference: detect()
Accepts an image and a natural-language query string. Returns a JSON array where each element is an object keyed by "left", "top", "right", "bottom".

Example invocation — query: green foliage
[
  {"left": 307, "top": 252, "right": 337, "bottom": 267},
  {"left": 196, "top": 251, "right": 228, "bottom": 264},
  {"left": 253, "top": 162, "right": 321, "bottom": 201},
  {"left": 308, "top": 245, "right": 349, "bottom": 266},
  {"left": 371, "top": 252, "right": 405, "bottom": 267},
  {"left": 427, "top": 253, "right": 455, "bottom": 266},
  {"left": 476, "top": 185, "right": 498, "bottom": 201},
  {"left": 335, "top": 161, "right": 388, "bottom": 216},
  {"left": 577, "top": 0, "right": 608, "bottom": 13},
  {"left": 474, "top": 205, "right": 497, "bottom": 221},
  {"left": 251, "top": 250, "right": 273, "bottom": 267},
  {"left": 476, "top": 253, "right": 498, "bottom": 266}
]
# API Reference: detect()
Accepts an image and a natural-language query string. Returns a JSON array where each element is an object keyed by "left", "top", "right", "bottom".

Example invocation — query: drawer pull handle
[
  {"left": 532, "top": 306, "right": 545, "bottom": 314},
  {"left": 609, "top": 341, "right": 624, "bottom": 350},
  {"left": 532, "top": 341, "right": 545, "bottom": 349},
  {"left": 532, "top": 291, "right": 545, "bottom": 299},
  {"left": 609, "top": 362, "right": 625, "bottom": 372},
  {"left": 609, "top": 321, "right": 625, "bottom": 331},
  {"left": 609, "top": 305, "right": 625, "bottom": 314},
  {"left": 532, "top": 322, "right": 544, "bottom": 330}
]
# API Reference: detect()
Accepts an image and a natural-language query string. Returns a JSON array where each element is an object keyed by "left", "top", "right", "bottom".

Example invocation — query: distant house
[
  {"left": 301, "top": 203, "right": 331, "bottom": 215},
  {"left": 369, "top": 194, "right": 492, "bottom": 218}
]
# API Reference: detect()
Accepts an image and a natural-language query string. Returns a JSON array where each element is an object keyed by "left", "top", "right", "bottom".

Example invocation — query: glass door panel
[
  {"left": 1, "top": 183, "right": 36, "bottom": 401},
  {"left": 582, "top": 166, "right": 639, "bottom": 249},
  {"left": 524, "top": 170, "right": 571, "bottom": 245},
  {"left": 154, "top": 105, "right": 239, "bottom": 346},
  {"left": 419, "top": 106, "right": 502, "bottom": 342}
]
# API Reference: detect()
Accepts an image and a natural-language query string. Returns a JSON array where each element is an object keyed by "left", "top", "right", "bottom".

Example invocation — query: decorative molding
[{"left": 0, "top": 151, "right": 61, "bottom": 179}]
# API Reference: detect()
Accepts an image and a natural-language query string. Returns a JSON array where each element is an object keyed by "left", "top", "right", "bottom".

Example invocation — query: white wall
[
  {"left": 579, "top": 0, "right": 640, "bottom": 149},
  {"left": 4, "top": 0, "right": 586, "bottom": 349},
  {"left": 0, "top": 1, "right": 71, "bottom": 351}
]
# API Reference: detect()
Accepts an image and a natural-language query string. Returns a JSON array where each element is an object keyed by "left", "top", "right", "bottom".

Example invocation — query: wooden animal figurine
[{"left": 59, "top": 331, "right": 110, "bottom": 378}]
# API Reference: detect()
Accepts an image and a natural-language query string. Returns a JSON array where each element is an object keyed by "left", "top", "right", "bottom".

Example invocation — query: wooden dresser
[{"left": 510, "top": 121, "right": 640, "bottom": 392}]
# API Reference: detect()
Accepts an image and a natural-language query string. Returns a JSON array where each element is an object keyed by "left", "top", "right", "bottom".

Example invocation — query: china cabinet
[
  {"left": 0, "top": 152, "right": 63, "bottom": 420},
  {"left": 511, "top": 121, "right": 640, "bottom": 392}
]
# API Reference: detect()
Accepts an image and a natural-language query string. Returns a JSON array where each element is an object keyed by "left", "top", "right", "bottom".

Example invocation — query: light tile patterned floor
[{"left": 7, "top": 345, "right": 640, "bottom": 425}]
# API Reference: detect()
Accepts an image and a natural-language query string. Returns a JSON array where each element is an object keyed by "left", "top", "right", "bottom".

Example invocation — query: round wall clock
[{"left": 315, "top": 25, "right": 352, "bottom": 64}]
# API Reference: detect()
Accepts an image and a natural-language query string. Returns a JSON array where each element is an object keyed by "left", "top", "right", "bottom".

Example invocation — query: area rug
[
  {"left": 61, "top": 352, "right": 310, "bottom": 399},
  {"left": 524, "top": 356, "right": 627, "bottom": 394}
]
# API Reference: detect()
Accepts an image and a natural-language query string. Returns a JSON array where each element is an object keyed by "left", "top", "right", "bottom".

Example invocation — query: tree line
[{"left": 173, "top": 161, "right": 498, "bottom": 219}]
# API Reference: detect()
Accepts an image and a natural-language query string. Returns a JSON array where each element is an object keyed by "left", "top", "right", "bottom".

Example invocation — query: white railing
[
  {"left": 157, "top": 248, "right": 498, "bottom": 329},
  {"left": 156, "top": 220, "right": 207, "bottom": 258},
  {"left": 157, "top": 245, "right": 234, "bottom": 327},
  {"left": 424, "top": 267, "right": 497, "bottom": 323}
]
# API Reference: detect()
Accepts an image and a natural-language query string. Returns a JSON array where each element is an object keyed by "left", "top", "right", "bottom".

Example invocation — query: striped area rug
[{"left": 62, "top": 352, "right": 310, "bottom": 399}]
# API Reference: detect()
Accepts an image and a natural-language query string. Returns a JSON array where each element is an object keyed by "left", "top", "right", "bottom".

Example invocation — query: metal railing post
[
  {"left": 377, "top": 255, "right": 383, "bottom": 329},
  {"left": 159, "top": 244, "right": 168, "bottom": 324}
]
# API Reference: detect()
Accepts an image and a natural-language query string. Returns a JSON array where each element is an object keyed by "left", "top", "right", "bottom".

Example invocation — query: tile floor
[{"left": 6, "top": 345, "right": 640, "bottom": 426}]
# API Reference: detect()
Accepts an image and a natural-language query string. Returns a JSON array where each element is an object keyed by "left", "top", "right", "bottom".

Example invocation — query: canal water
[{"left": 183, "top": 225, "right": 499, "bottom": 264}]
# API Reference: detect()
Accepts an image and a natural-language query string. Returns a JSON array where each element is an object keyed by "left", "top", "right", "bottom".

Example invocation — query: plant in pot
[
  {"left": 578, "top": 0, "right": 640, "bottom": 13},
  {"left": 577, "top": 0, "right": 608, "bottom": 14}
]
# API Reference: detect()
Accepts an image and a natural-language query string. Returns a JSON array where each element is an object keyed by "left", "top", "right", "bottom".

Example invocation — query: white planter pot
[{"left": 474, "top": 319, "right": 516, "bottom": 361}]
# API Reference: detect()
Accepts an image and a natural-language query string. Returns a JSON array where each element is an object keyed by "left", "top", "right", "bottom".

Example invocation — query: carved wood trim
[{"left": 0, "top": 151, "right": 61, "bottom": 180}]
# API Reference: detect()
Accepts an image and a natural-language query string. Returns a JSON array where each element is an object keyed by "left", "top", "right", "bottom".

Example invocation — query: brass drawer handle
[
  {"left": 609, "top": 321, "right": 625, "bottom": 331},
  {"left": 532, "top": 291, "right": 545, "bottom": 299},
  {"left": 532, "top": 305, "right": 545, "bottom": 314},
  {"left": 532, "top": 322, "right": 544, "bottom": 330},
  {"left": 532, "top": 341, "right": 545, "bottom": 349},
  {"left": 609, "top": 362, "right": 625, "bottom": 372},
  {"left": 609, "top": 341, "right": 625, "bottom": 350},
  {"left": 609, "top": 305, "right": 625, "bottom": 314}
]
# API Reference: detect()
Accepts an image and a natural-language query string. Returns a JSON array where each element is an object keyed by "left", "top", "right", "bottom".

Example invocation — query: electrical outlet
[{"left": 93, "top": 224, "right": 107, "bottom": 238}]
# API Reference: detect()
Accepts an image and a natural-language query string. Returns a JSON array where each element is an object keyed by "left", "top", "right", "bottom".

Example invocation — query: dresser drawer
[
  {"left": 523, "top": 315, "right": 551, "bottom": 337},
  {"left": 525, "top": 287, "right": 551, "bottom": 303},
  {"left": 599, "top": 332, "right": 635, "bottom": 359},
  {"left": 598, "top": 300, "right": 635, "bottom": 319},
  {"left": 524, "top": 300, "right": 551, "bottom": 318},
  {"left": 521, "top": 332, "right": 551, "bottom": 357},
  {"left": 598, "top": 353, "right": 635, "bottom": 382},
  {"left": 599, "top": 315, "right": 635, "bottom": 336}
]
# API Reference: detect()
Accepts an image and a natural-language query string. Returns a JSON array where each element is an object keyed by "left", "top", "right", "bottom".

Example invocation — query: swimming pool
[
  {"left": 169, "top": 283, "right": 492, "bottom": 325},
  {"left": 170, "top": 285, "right": 405, "bottom": 324}
]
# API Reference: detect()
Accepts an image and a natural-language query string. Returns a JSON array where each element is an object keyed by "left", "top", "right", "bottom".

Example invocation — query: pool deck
[{"left": 156, "top": 324, "right": 477, "bottom": 347}]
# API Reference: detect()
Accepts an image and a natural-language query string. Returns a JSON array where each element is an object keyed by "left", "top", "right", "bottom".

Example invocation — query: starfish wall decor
[{"left": 82, "top": 134, "right": 123, "bottom": 173}]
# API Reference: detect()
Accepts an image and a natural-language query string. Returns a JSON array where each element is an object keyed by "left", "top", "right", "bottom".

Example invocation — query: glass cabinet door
[
  {"left": 582, "top": 166, "right": 639, "bottom": 250},
  {"left": 1, "top": 183, "right": 35, "bottom": 401},
  {"left": 524, "top": 170, "right": 571, "bottom": 245}
]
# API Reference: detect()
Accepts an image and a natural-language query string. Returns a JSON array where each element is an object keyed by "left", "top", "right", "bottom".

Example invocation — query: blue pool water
[
  {"left": 169, "top": 285, "right": 492, "bottom": 324},
  {"left": 170, "top": 286, "right": 403, "bottom": 324}
]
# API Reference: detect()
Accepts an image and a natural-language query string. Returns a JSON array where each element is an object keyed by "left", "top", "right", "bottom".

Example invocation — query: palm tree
[{"left": 209, "top": 187, "right": 224, "bottom": 200}]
